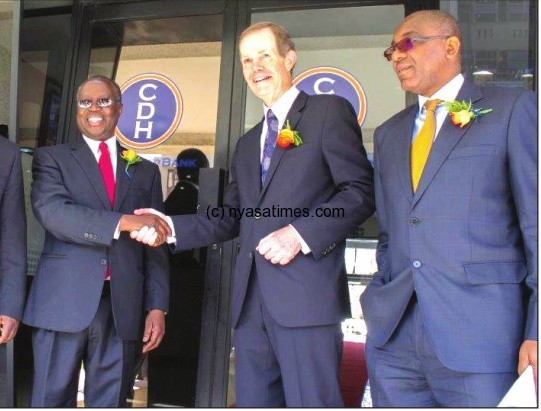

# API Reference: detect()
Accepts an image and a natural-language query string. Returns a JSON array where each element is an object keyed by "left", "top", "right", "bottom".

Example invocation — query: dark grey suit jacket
[
  {"left": 171, "top": 91, "right": 375, "bottom": 328},
  {"left": 23, "top": 137, "right": 169, "bottom": 341},
  {"left": 0, "top": 138, "right": 27, "bottom": 320}
]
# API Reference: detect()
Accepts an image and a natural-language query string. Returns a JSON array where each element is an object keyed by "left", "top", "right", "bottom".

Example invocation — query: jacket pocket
[{"left": 463, "top": 261, "right": 527, "bottom": 284}]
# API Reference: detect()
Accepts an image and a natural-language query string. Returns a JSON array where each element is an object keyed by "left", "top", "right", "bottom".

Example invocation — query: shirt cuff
[
  {"left": 165, "top": 215, "right": 177, "bottom": 244},
  {"left": 289, "top": 224, "right": 311, "bottom": 254},
  {"left": 113, "top": 222, "right": 121, "bottom": 240}
]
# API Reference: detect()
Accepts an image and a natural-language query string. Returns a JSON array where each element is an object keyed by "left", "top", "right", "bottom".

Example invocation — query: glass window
[{"left": 441, "top": 0, "right": 534, "bottom": 89}]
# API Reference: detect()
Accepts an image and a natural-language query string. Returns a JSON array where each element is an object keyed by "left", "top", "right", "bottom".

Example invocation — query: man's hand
[
  {"left": 119, "top": 214, "right": 171, "bottom": 246},
  {"left": 256, "top": 225, "right": 301, "bottom": 265},
  {"left": 131, "top": 208, "right": 174, "bottom": 245},
  {"left": 518, "top": 339, "right": 537, "bottom": 379},
  {"left": 0, "top": 315, "right": 20, "bottom": 344},
  {"left": 142, "top": 309, "right": 165, "bottom": 354}
]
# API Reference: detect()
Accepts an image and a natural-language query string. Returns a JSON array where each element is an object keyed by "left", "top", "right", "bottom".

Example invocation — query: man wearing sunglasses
[
  {"left": 361, "top": 10, "right": 537, "bottom": 407},
  {"left": 23, "top": 76, "right": 170, "bottom": 407}
]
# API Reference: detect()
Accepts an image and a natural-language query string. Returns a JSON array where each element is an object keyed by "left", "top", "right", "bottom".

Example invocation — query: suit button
[
  {"left": 412, "top": 260, "right": 422, "bottom": 268},
  {"left": 84, "top": 233, "right": 89, "bottom": 239},
  {"left": 100, "top": 259, "right": 107, "bottom": 265},
  {"left": 248, "top": 252, "right": 253, "bottom": 259},
  {"left": 254, "top": 213, "right": 261, "bottom": 220},
  {"left": 410, "top": 217, "right": 420, "bottom": 226}
]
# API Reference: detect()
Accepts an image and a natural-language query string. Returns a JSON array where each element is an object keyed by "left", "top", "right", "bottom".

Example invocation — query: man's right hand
[
  {"left": 119, "top": 214, "right": 171, "bottom": 246},
  {"left": 131, "top": 208, "right": 175, "bottom": 246}
]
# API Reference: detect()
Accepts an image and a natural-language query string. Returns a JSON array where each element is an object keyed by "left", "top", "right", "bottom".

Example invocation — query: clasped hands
[
  {"left": 119, "top": 213, "right": 171, "bottom": 246},
  {"left": 130, "top": 208, "right": 301, "bottom": 265}
]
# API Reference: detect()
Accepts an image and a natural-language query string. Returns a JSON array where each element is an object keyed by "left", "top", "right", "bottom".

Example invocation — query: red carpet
[{"left": 340, "top": 341, "right": 368, "bottom": 407}]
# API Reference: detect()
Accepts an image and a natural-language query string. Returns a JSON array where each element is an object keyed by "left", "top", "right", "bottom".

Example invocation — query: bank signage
[
  {"left": 293, "top": 66, "right": 367, "bottom": 126},
  {"left": 115, "top": 73, "right": 183, "bottom": 149}
]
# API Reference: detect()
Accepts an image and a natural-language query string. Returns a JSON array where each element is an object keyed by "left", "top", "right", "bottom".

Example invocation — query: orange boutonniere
[
  {"left": 120, "top": 149, "right": 142, "bottom": 178},
  {"left": 276, "top": 120, "right": 303, "bottom": 148},
  {"left": 445, "top": 100, "right": 493, "bottom": 128}
]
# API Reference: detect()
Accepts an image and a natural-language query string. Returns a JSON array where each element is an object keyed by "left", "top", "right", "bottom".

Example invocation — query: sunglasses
[
  {"left": 383, "top": 35, "right": 450, "bottom": 61},
  {"left": 77, "top": 97, "right": 119, "bottom": 109}
]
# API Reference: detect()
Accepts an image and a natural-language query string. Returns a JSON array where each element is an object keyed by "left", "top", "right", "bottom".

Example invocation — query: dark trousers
[
  {"left": 30, "top": 284, "right": 140, "bottom": 407},
  {"left": 234, "top": 268, "right": 344, "bottom": 407},
  {"left": 366, "top": 296, "right": 516, "bottom": 407}
]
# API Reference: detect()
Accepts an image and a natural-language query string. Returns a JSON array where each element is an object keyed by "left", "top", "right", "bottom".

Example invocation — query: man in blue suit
[
  {"left": 134, "top": 22, "right": 375, "bottom": 407},
  {"left": 23, "top": 76, "right": 170, "bottom": 407},
  {"left": 361, "top": 10, "right": 537, "bottom": 407},
  {"left": 0, "top": 138, "right": 26, "bottom": 345}
]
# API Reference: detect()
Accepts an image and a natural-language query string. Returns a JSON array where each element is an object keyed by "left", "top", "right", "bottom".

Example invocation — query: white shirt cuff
[
  {"left": 165, "top": 215, "right": 177, "bottom": 244},
  {"left": 289, "top": 224, "right": 311, "bottom": 254}
]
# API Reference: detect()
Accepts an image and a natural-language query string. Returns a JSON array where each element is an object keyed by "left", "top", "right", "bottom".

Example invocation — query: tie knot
[
  {"left": 99, "top": 141, "right": 110, "bottom": 155},
  {"left": 423, "top": 99, "right": 442, "bottom": 113}
]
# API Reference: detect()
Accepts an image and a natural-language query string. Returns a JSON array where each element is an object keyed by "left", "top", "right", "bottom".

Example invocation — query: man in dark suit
[
  {"left": 133, "top": 22, "right": 374, "bottom": 407},
  {"left": 23, "top": 75, "right": 170, "bottom": 407},
  {"left": 360, "top": 10, "right": 537, "bottom": 407},
  {"left": 0, "top": 138, "right": 27, "bottom": 345}
]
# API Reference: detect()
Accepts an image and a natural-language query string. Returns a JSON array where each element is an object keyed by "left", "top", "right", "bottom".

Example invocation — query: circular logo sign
[
  {"left": 293, "top": 67, "right": 367, "bottom": 125},
  {"left": 115, "top": 73, "right": 183, "bottom": 149}
]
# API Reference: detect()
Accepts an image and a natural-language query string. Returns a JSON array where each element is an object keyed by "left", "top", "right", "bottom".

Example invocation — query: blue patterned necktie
[{"left": 261, "top": 109, "right": 278, "bottom": 184}]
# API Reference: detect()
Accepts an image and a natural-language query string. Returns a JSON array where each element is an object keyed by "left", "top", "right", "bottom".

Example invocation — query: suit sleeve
[
  {"left": 0, "top": 148, "right": 27, "bottom": 320},
  {"left": 170, "top": 143, "right": 241, "bottom": 252},
  {"left": 291, "top": 97, "right": 375, "bottom": 260},
  {"left": 143, "top": 165, "right": 169, "bottom": 312},
  {"left": 507, "top": 90, "right": 537, "bottom": 341},
  {"left": 31, "top": 148, "right": 123, "bottom": 246}
]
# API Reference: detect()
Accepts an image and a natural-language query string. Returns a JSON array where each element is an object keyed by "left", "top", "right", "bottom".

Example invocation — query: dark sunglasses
[
  {"left": 77, "top": 97, "right": 119, "bottom": 109},
  {"left": 383, "top": 35, "right": 450, "bottom": 61}
]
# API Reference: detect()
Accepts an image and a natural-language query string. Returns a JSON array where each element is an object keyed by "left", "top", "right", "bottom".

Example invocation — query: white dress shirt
[{"left": 412, "top": 73, "right": 465, "bottom": 142}]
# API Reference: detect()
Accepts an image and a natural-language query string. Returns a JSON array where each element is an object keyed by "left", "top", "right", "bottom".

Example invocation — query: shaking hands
[{"left": 119, "top": 211, "right": 173, "bottom": 246}]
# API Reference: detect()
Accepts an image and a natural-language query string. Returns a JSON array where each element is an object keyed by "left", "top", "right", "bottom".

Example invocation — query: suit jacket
[
  {"left": 171, "top": 91, "right": 375, "bottom": 328},
  {"left": 0, "top": 138, "right": 27, "bottom": 320},
  {"left": 23, "top": 137, "right": 169, "bottom": 341},
  {"left": 361, "top": 80, "right": 537, "bottom": 373}
]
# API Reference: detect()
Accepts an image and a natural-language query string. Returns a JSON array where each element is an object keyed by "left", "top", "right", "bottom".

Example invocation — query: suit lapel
[
  {"left": 393, "top": 105, "right": 418, "bottom": 201},
  {"left": 412, "top": 81, "right": 484, "bottom": 207},
  {"left": 70, "top": 137, "right": 111, "bottom": 210},
  {"left": 242, "top": 122, "right": 264, "bottom": 201},
  {"left": 259, "top": 91, "right": 308, "bottom": 199},
  {"left": 114, "top": 144, "right": 131, "bottom": 211}
]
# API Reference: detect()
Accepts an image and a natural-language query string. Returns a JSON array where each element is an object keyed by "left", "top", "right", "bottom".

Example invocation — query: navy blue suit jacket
[
  {"left": 23, "top": 137, "right": 169, "bottom": 341},
  {"left": 0, "top": 138, "right": 27, "bottom": 320},
  {"left": 361, "top": 80, "right": 537, "bottom": 373},
  {"left": 171, "top": 91, "right": 375, "bottom": 328}
]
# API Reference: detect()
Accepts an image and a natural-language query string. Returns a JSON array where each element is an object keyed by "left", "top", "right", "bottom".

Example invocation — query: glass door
[{"left": 65, "top": 0, "right": 236, "bottom": 407}]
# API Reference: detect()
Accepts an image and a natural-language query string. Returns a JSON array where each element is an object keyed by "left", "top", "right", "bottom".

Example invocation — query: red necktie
[
  {"left": 98, "top": 141, "right": 115, "bottom": 279},
  {"left": 98, "top": 141, "right": 115, "bottom": 206}
]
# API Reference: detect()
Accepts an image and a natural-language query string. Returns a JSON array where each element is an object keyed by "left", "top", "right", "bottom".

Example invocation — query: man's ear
[
  {"left": 446, "top": 36, "right": 461, "bottom": 59},
  {"left": 285, "top": 49, "right": 297, "bottom": 71}
]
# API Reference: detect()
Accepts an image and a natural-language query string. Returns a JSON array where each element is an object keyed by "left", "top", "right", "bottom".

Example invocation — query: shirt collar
[
  {"left": 82, "top": 134, "right": 117, "bottom": 158},
  {"left": 263, "top": 85, "right": 300, "bottom": 126},
  {"left": 418, "top": 73, "right": 464, "bottom": 111}
]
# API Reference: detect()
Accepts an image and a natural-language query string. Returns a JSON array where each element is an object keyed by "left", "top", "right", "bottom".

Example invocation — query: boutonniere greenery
[
  {"left": 445, "top": 100, "right": 493, "bottom": 128},
  {"left": 276, "top": 120, "right": 303, "bottom": 149},
  {"left": 120, "top": 149, "right": 142, "bottom": 178}
]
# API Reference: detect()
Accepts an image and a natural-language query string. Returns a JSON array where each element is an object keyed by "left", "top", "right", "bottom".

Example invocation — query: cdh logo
[
  {"left": 293, "top": 67, "right": 367, "bottom": 126},
  {"left": 115, "top": 73, "right": 183, "bottom": 149}
]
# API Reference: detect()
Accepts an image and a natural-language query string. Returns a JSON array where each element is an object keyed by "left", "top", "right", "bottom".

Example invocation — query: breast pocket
[{"left": 448, "top": 145, "right": 500, "bottom": 160}]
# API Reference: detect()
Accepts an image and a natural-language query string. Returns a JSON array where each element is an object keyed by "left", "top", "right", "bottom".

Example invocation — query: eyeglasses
[
  {"left": 383, "top": 35, "right": 450, "bottom": 61},
  {"left": 76, "top": 98, "right": 119, "bottom": 109}
]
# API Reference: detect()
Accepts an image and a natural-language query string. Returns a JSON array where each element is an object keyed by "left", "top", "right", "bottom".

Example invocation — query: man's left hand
[
  {"left": 0, "top": 315, "right": 20, "bottom": 344},
  {"left": 518, "top": 339, "right": 537, "bottom": 379},
  {"left": 142, "top": 309, "right": 165, "bottom": 353},
  {"left": 256, "top": 226, "right": 301, "bottom": 265}
]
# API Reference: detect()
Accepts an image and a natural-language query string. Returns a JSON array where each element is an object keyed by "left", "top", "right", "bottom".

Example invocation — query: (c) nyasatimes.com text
[{"left": 205, "top": 205, "right": 345, "bottom": 220}]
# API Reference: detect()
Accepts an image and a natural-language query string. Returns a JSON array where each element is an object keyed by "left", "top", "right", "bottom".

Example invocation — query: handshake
[{"left": 119, "top": 208, "right": 173, "bottom": 247}]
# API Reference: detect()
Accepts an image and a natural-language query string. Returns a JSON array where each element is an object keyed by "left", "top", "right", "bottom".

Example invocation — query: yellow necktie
[{"left": 411, "top": 99, "right": 442, "bottom": 192}]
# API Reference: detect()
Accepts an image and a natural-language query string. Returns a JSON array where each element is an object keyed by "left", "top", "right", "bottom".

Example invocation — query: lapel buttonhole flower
[
  {"left": 276, "top": 120, "right": 303, "bottom": 149},
  {"left": 121, "top": 149, "right": 142, "bottom": 178},
  {"left": 445, "top": 99, "right": 493, "bottom": 128}
]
